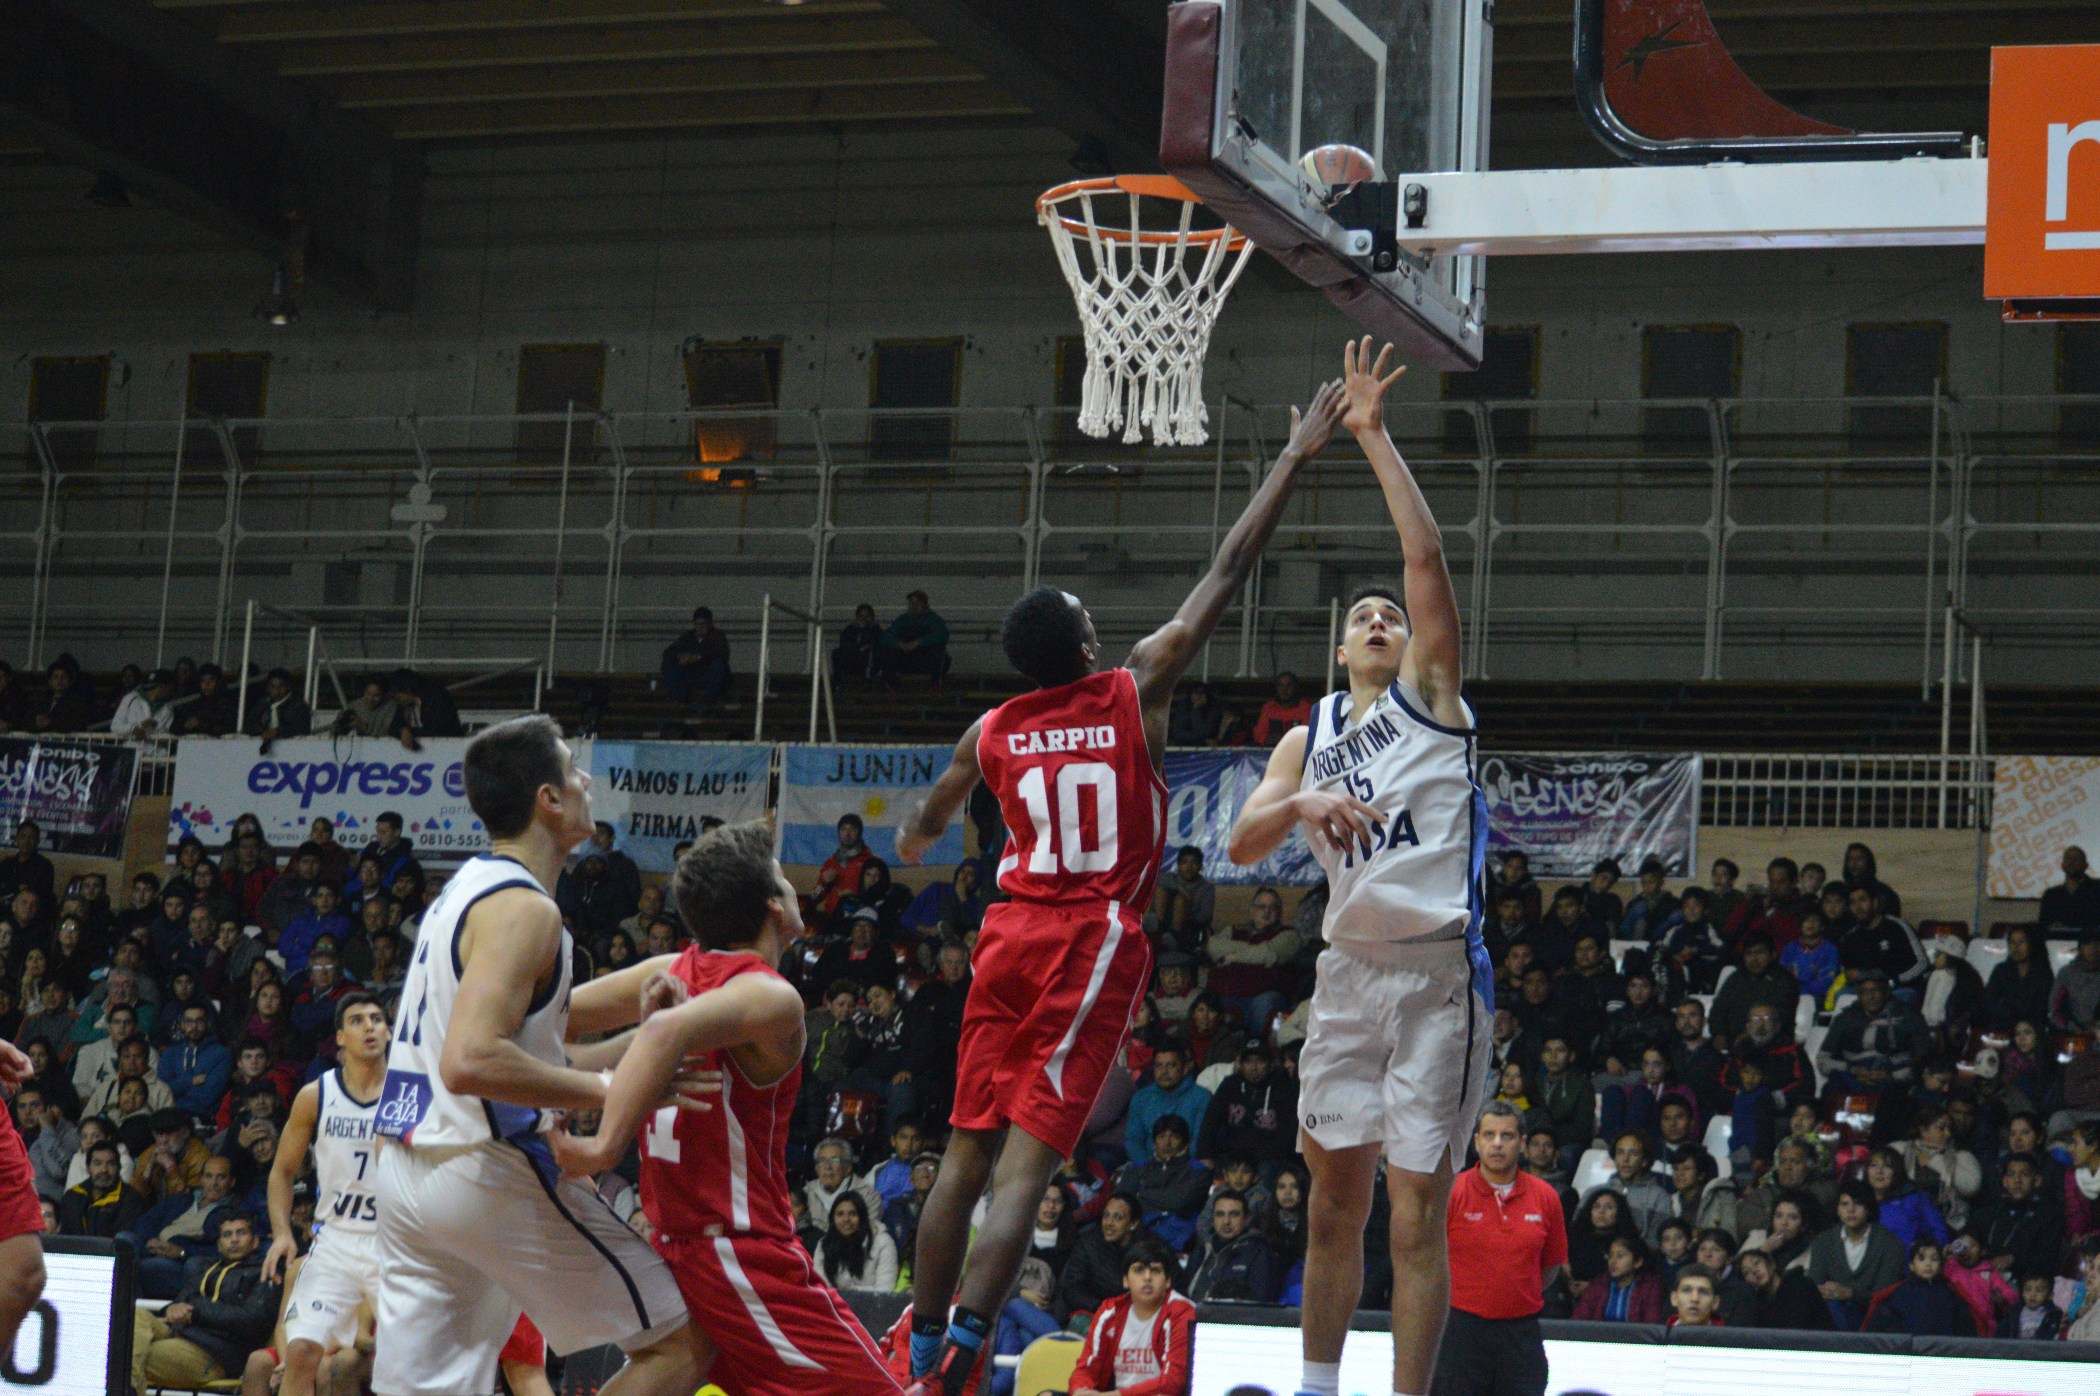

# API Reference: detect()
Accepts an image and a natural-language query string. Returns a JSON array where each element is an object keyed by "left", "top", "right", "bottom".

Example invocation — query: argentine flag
[{"left": 778, "top": 745, "right": 968, "bottom": 866}]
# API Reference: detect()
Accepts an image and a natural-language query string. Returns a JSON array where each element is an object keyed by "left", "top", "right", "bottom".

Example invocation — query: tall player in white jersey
[
  {"left": 1230, "top": 339, "right": 1493, "bottom": 1396},
  {"left": 370, "top": 715, "right": 703, "bottom": 1396},
  {"left": 263, "top": 993, "right": 390, "bottom": 1396}
]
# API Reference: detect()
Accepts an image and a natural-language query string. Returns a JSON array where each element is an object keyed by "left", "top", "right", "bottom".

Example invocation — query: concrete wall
[{"left": 2, "top": 126, "right": 2090, "bottom": 683}]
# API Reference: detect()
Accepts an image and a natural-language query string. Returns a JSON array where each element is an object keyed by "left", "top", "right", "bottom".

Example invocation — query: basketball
[{"left": 1299, "top": 142, "right": 1380, "bottom": 206}]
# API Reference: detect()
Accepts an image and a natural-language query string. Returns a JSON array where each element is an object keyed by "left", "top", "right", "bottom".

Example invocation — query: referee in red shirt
[{"left": 1430, "top": 1101, "right": 1567, "bottom": 1396}]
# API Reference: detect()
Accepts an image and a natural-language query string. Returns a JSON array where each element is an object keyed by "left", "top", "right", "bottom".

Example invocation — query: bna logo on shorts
[{"left": 1307, "top": 1112, "right": 1344, "bottom": 1129}]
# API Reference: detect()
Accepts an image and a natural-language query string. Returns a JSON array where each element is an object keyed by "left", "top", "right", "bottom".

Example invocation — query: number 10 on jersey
[{"left": 1015, "top": 762, "right": 1118, "bottom": 873}]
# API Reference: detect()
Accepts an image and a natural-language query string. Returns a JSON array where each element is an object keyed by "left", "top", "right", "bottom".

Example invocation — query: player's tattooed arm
[
  {"left": 1128, "top": 380, "right": 1345, "bottom": 742},
  {"left": 1342, "top": 336, "right": 1464, "bottom": 723},
  {"left": 1226, "top": 726, "right": 1384, "bottom": 865},
  {"left": 897, "top": 717, "right": 984, "bottom": 866},
  {"left": 262, "top": 1081, "right": 319, "bottom": 1284}
]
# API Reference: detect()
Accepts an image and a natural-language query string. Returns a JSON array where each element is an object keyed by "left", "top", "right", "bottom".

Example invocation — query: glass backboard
[{"left": 1162, "top": 0, "right": 1491, "bottom": 368}]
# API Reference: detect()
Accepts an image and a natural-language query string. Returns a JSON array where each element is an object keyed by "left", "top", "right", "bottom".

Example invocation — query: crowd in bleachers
[
  {"left": 766, "top": 823, "right": 2100, "bottom": 1351},
  {"left": 4, "top": 650, "right": 2100, "bottom": 1390},
  {"left": 0, "top": 653, "right": 463, "bottom": 746}
]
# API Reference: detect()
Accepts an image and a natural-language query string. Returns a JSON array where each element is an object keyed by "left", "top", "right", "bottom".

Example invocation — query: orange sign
[{"left": 1985, "top": 45, "right": 2100, "bottom": 308}]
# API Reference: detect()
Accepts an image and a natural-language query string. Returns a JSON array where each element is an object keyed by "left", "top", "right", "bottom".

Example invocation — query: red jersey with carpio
[{"left": 975, "top": 667, "right": 1168, "bottom": 911}]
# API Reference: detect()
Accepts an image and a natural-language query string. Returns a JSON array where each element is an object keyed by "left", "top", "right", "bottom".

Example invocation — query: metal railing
[
  {"left": 6, "top": 393, "right": 2098, "bottom": 690},
  {"left": 89, "top": 728, "right": 1997, "bottom": 834},
  {"left": 1702, "top": 752, "right": 1992, "bottom": 830}
]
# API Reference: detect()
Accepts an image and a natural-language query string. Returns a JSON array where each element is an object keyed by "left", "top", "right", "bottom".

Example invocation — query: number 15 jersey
[
  {"left": 1299, "top": 678, "right": 1488, "bottom": 951},
  {"left": 978, "top": 667, "right": 1167, "bottom": 912}
]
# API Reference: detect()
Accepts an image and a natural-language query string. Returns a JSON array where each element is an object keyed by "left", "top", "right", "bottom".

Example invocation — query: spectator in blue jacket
[
  {"left": 278, "top": 882, "right": 352, "bottom": 980},
  {"left": 1864, "top": 1147, "right": 1950, "bottom": 1251},
  {"left": 1123, "top": 1040, "right": 1211, "bottom": 1166},
  {"left": 157, "top": 1005, "right": 231, "bottom": 1120},
  {"left": 1780, "top": 911, "right": 1842, "bottom": 1003},
  {"left": 989, "top": 1258, "right": 1064, "bottom": 1396},
  {"left": 120, "top": 1153, "right": 242, "bottom": 1298}
]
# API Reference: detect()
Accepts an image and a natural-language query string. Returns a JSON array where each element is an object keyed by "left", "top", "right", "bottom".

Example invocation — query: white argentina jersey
[
  {"left": 313, "top": 1067, "right": 381, "bottom": 1234},
  {"left": 376, "top": 854, "right": 573, "bottom": 1149},
  {"left": 1300, "top": 678, "right": 1489, "bottom": 959}
]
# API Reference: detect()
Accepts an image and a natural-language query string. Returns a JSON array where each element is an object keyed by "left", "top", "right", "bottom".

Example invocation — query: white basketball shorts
[
  {"left": 1296, "top": 939, "right": 1492, "bottom": 1173},
  {"left": 282, "top": 1227, "right": 381, "bottom": 1351},
  {"left": 371, "top": 1137, "right": 687, "bottom": 1396}
]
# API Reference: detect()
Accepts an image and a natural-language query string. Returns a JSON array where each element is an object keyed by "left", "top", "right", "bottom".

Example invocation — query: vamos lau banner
[
  {"left": 0, "top": 736, "right": 138, "bottom": 859},
  {"left": 170, "top": 737, "right": 484, "bottom": 856},
  {"left": 576, "top": 741, "right": 771, "bottom": 874}
]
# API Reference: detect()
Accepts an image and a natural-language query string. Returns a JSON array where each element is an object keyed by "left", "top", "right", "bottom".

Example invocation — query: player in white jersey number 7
[{"left": 1229, "top": 338, "right": 1493, "bottom": 1396}]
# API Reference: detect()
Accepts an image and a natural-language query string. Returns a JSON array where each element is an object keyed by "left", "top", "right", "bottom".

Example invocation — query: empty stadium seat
[
  {"left": 1966, "top": 938, "right": 2009, "bottom": 978},
  {"left": 1609, "top": 939, "right": 1643, "bottom": 972},
  {"left": 1794, "top": 993, "right": 1816, "bottom": 1041},
  {"left": 1571, "top": 1147, "right": 1614, "bottom": 1196},
  {"left": 1803, "top": 1024, "right": 1831, "bottom": 1089},
  {"left": 1713, "top": 964, "right": 1736, "bottom": 996},
  {"left": 1703, "top": 1112, "right": 1735, "bottom": 1180},
  {"left": 2048, "top": 941, "right": 2078, "bottom": 975},
  {"left": 1013, "top": 1332, "right": 1084, "bottom": 1396}
]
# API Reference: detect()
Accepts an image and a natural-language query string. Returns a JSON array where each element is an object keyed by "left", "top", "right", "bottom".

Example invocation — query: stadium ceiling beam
[
  {"left": 387, "top": 81, "right": 1031, "bottom": 142},
  {"left": 263, "top": 14, "right": 936, "bottom": 79},
  {"left": 876, "top": 0, "right": 1166, "bottom": 172},
  {"left": 327, "top": 50, "right": 984, "bottom": 111},
  {"left": 0, "top": 0, "right": 422, "bottom": 311}
]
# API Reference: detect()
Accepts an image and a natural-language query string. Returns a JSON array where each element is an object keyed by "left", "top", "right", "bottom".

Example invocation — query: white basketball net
[{"left": 1039, "top": 180, "right": 1255, "bottom": 447}]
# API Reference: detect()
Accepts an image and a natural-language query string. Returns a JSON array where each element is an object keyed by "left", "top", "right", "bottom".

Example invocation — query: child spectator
[
  {"left": 1994, "top": 1271, "right": 2066, "bottom": 1339},
  {"left": 1570, "top": 1234, "right": 1667, "bottom": 1322},
  {"left": 1070, "top": 1237, "right": 1195, "bottom": 1396},
  {"left": 1863, "top": 1239, "right": 1975, "bottom": 1336},
  {"left": 1729, "top": 1046, "right": 1782, "bottom": 1163},
  {"left": 1660, "top": 891, "right": 1728, "bottom": 995},
  {"left": 1781, "top": 912, "right": 1841, "bottom": 1004}
]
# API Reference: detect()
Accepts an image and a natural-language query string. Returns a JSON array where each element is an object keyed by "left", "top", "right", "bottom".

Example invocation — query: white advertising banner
[
  {"left": 170, "top": 737, "right": 485, "bottom": 857},
  {"left": 1190, "top": 1320, "right": 2100, "bottom": 1396},
  {"left": 1987, "top": 755, "right": 2100, "bottom": 899}
]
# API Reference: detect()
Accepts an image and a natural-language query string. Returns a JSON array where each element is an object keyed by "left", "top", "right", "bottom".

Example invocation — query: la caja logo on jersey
[
  {"left": 1985, "top": 45, "right": 2100, "bottom": 302},
  {"left": 375, "top": 1071, "right": 432, "bottom": 1138}
]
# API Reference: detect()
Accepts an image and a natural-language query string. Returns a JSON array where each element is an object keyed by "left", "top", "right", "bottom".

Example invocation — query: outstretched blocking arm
[
  {"left": 1127, "top": 382, "right": 1347, "bottom": 722},
  {"left": 566, "top": 953, "right": 680, "bottom": 1039},
  {"left": 896, "top": 717, "right": 984, "bottom": 867},
  {"left": 1226, "top": 726, "right": 1383, "bottom": 866},
  {"left": 1343, "top": 337, "right": 1463, "bottom": 721},
  {"left": 552, "top": 974, "right": 805, "bottom": 1177}
]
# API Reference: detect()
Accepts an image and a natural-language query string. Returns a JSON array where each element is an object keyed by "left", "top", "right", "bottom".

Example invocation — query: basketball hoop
[{"left": 1037, "top": 175, "right": 1254, "bottom": 447}]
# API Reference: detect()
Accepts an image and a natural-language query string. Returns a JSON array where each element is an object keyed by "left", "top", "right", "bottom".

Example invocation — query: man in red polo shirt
[{"left": 1432, "top": 1101, "right": 1566, "bottom": 1396}]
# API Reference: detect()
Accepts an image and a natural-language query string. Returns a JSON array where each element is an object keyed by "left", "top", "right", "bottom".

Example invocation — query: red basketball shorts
[
  {"left": 499, "top": 1313, "right": 544, "bottom": 1368},
  {"left": 657, "top": 1233, "right": 900, "bottom": 1396},
  {"left": 0, "top": 1112, "right": 44, "bottom": 1243},
  {"left": 951, "top": 900, "right": 1152, "bottom": 1158}
]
